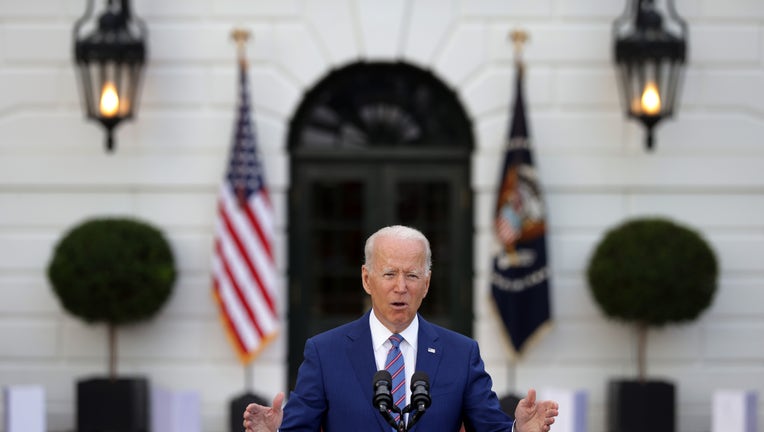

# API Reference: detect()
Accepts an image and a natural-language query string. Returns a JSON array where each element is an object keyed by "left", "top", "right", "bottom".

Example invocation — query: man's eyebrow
[{"left": 379, "top": 267, "right": 423, "bottom": 274}]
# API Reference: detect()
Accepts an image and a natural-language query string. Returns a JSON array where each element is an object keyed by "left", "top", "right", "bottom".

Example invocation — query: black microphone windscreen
[
  {"left": 410, "top": 370, "right": 432, "bottom": 414},
  {"left": 374, "top": 369, "right": 392, "bottom": 384},
  {"left": 410, "top": 371, "right": 429, "bottom": 388}
]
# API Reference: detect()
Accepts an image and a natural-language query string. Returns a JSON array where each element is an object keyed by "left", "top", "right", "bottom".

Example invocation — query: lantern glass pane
[
  {"left": 120, "top": 64, "right": 145, "bottom": 119},
  {"left": 74, "top": 60, "right": 142, "bottom": 121},
  {"left": 662, "top": 60, "right": 683, "bottom": 116},
  {"left": 75, "top": 63, "right": 96, "bottom": 118}
]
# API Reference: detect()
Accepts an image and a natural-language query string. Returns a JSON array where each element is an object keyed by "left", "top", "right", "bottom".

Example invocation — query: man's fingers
[
  {"left": 525, "top": 388, "right": 537, "bottom": 406},
  {"left": 542, "top": 400, "right": 559, "bottom": 413},
  {"left": 272, "top": 392, "right": 285, "bottom": 411}
]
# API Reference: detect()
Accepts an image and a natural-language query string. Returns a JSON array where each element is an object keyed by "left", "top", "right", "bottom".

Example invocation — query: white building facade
[{"left": 1, "top": 1, "right": 763, "bottom": 431}]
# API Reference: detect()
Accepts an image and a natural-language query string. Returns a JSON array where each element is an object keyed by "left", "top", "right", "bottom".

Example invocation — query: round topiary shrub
[
  {"left": 586, "top": 217, "right": 718, "bottom": 380},
  {"left": 47, "top": 217, "right": 176, "bottom": 378}
]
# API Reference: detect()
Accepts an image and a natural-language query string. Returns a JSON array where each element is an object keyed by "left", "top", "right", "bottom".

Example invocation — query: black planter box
[
  {"left": 230, "top": 392, "right": 268, "bottom": 432},
  {"left": 607, "top": 379, "right": 675, "bottom": 432},
  {"left": 77, "top": 377, "right": 150, "bottom": 432}
]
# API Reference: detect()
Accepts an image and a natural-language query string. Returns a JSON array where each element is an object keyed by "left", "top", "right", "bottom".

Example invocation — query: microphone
[
  {"left": 407, "top": 371, "right": 431, "bottom": 429},
  {"left": 372, "top": 370, "right": 394, "bottom": 413},
  {"left": 372, "top": 370, "right": 401, "bottom": 430},
  {"left": 410, "top": 371, "right": 431, "bottom": 412}
]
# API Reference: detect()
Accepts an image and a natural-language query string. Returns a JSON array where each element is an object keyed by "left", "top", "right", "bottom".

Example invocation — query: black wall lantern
[
  {"left": 73, "top": 0, "right": 147, "bottom": 152},
  {"left": 613, "top": 0, "right": 687, "bottom": 150}
]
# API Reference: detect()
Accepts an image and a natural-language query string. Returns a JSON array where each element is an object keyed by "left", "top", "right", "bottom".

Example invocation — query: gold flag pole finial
[
  {"left": 509, "top": 29, "right": 529, "bottom": 68},
  {"left": 231, "top": 28, "right": 251, "bottom": 69}
]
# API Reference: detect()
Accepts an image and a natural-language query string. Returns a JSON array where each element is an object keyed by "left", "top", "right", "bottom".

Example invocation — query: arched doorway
[{"left": 287, "top": 61, "right": 474, "bottom": 388}]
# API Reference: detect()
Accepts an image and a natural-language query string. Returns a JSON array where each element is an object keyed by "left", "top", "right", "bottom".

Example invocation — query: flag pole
[
  {"left": 505, "top": 27, "right": 528, "bottom": 397},
  {"left": 231, "top": 26, "right": 254, "bottom": 395},
  {"left": 223, "top": 27, "right": 273, "bottom": 432},
  {"left": 225, "top": 27, "right": 271, "bottom": 432}
]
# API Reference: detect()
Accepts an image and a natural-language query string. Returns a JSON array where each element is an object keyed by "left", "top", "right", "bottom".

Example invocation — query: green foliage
[
  {"left": 47, "top": 217, "right": 176, "bottom": 325},
  {"left": 587, "top": 217, "right": 718, "bottom": 327}
]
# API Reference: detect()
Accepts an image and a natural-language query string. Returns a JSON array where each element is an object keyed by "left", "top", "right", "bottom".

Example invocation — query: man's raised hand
[{"left": 243, "top": 392, "right": 285, "bottom": 432}]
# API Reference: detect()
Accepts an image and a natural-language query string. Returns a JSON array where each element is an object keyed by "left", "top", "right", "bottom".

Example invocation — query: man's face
[{"left": 362, "top": 235, "right": 430, "bottom": 333}]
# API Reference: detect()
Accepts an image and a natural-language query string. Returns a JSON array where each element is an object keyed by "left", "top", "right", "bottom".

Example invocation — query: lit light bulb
[
  {"left": 640, "top": 81, "right": 661, "bottom": 116},
  {"left": 99, "top": 82, "right": 119, "bottom": 118}
]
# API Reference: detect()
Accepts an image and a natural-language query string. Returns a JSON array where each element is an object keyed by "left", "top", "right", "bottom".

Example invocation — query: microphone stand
[
  {"left": 406, "top": 406, "right": 424, "bottom": 429},
  {"left": 407, "top": 402, "right": 435, "bottom": 430},
  {"left": 388, "top": 403, "right": 426, "bottom": 431},
  {"left": 378, "top": 404, "right": 403, "bottom": 431},
  {"left": 379, "top": 404, "right": 420, "bottom": 431}
]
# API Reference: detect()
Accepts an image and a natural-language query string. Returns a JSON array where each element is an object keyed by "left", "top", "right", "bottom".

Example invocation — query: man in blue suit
[{"left": 244, "top": 225, "right": 559, "bottom": 432}]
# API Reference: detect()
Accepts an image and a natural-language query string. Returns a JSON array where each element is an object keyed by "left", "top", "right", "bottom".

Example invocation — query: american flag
[{"left": 212, "top": 64, "right": 278, "bottom": 363}]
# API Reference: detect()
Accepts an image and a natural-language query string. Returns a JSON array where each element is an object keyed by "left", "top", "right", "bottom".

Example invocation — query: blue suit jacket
[{"left": 280, "top": 311, "right": 514, "bottom": 431}]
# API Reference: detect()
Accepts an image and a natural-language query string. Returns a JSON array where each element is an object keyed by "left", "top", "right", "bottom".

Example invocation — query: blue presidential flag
[{"left": 490, "top": 63, "right": 551, "bottom": 354}]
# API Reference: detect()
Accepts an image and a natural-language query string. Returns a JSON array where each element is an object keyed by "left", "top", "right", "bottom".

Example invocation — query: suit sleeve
[
  {"left": 280, "top": 338, "right": 326, "bottom": 432},
  {"left": 460, "top": 340, "right": 515, "bottom": 432}
]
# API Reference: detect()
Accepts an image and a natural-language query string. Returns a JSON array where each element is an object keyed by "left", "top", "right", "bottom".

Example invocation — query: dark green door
[{"left": 288, "top": 157, "right": 472, "bottom": 388}]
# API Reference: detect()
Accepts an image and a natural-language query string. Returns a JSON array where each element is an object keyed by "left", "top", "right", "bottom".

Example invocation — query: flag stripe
[
  {"left": 213, "top": 246, "right": 260, "bottom": 349},
  {"left": 218, "top": 196, "right": 277, "bottom": 316},
  {"left": 215, "top": 238, "right": 266, "bottom": 339},
  {"left": 244, "top": 191, "right": 274, "bottom": 260},
  {"left": 212, "top": 280, "right": 249, "bottom": 354},
  {"left": 215, "top": 211, "right": 276, "bottom": 341},
  {"left": 215, "top": 216, "right": 278, "bottom": 339},
  {"left": 220, "top": 187, "right": 275, "bottom": 290}
]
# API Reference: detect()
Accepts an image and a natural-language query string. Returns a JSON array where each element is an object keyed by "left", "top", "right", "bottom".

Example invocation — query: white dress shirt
[{"left": 369, "top": 309, "right": 418, "bottom": 407}]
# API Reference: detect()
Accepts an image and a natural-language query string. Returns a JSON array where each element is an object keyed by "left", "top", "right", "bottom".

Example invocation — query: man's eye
[{"left": 406, "top": 274, "right": 419, "bottom": 280}]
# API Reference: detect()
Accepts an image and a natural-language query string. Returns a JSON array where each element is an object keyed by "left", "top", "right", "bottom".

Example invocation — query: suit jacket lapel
[
  {"left": 414, "top": 315, "right": 443, "bottom": 398},
  {"left": 345, "top": 311, "right": 390, "bottom": 431}
]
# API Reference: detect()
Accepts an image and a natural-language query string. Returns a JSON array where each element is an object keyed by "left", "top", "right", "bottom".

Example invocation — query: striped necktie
[{"left": 385, "top": 333, "right": 406, "bottom": 424}]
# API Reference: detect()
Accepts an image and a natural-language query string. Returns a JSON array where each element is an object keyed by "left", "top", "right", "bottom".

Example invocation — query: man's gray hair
[{"left": 364, "top": 225, "right": 432, "bottom": 272}]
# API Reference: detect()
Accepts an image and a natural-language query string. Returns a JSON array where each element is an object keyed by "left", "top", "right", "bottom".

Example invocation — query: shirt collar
[{"left": 369, "top": 309, "right": 419, "bottom": 352}]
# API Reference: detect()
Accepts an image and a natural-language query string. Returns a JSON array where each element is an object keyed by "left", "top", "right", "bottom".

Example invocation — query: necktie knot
[{"left": 389, "top": 333, "right": 402, "bottom": 348}]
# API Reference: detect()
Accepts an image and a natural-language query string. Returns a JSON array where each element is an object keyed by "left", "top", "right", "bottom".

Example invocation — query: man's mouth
[{"left": 391, "top": 301, "right": 407, "bottom": 308}]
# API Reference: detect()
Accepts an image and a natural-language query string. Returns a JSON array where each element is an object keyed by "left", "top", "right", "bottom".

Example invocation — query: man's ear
[{"left": 361, "top": 265, "right": 372, "bottom": 295}]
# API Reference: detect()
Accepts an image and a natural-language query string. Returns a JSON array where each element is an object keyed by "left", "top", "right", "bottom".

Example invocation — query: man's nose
[{"left": 393, "top": 275, "right": 407, "bottom": 292}]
